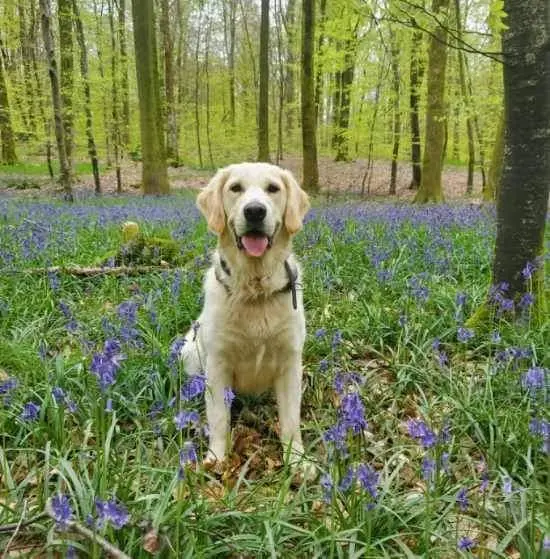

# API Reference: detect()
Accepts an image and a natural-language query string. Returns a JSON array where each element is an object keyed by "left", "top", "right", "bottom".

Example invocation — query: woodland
[{"left": 0, "top": 0, "right": 549, "bottom": 557}]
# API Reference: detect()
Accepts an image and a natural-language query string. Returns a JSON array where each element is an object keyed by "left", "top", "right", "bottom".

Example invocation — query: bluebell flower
[
  {"left": 52, "top": 386, "right": 65, "bottom": 404},
  {"left": 174, "top": 410, "right": 200, "bottom": 429},
  {"left": 502, "top": 476, "right": 512, "bottom": 495},
  {"left": 168, "top": 337, "right": 186, "bottom": 369},
  {"left": 529, "top": 418, "right": 550, "bottom": 454},
  {"left": 90, "top": 340, "right": 125, "bottom": 391},
  {"left": 50, "top": 494, "right": 73, "bottom": 530},
  {"left": 457, "top": 536, "right": 476, "bottom": 551},
  {"left": 47, "top": 270, "right": 60, "bottom": 291},
  {"left": 455, "top": 293, "right": 467, "bottom": 307},
  {"left": 319, "top": 359, "right": 329, "bottom": 373},
  {"left": 521, "top": 260, "right": 536, "bottom": 280},
  {"left": 180, "top": 374, "right": 206, "bottom": 401},
  {"left": 543, "top": 536, "right": 550, "bottom": 550},
  {"left": 331, "top": 330, "right": 343, "bottom": 350},
  {"left": 179, "top": 441, "right": 198, "bottom": 465},
  {"left": 521, "top": 367, "right": 547, "bottom": 394},
  {"left": 117, "top": 300, "right": 138, "bottom": 324},
  {"left": 421, "top": 457, "right": 435, "bottom": 482},
  {"left": 457, "top": 327, "right": 474, "bottom": 343},
  {"left": 340, "top": 392, "right": 367, "bottom": 433},
  {"left": 95, "top": 498, "right": 130, "bottom": 529},
  {"left": 105, "top": 399, "right": 113, "bottom": 412},
  {"left": 456, "top": 487, "right": 469, "bottom": 511},
  {"left": 314, "top": 328, "right": 326, "bottom": 339},
  {"left": 338, "top": 466, "right": 355, "bottom": 492},
  {"left": 224, "top": 387, "right": 235, "bottom": 407},
  {"left": 21, "top": 401, "right": 40, "bottom": 421},
  {"left": 356, "top": 463, "right": 378, "bottom": 500},
  {"left": 0, "top": 377, "right": 18, "bottom": 395},
  {"left": 323, "top": 421, "right": 348, "bottom": 453},
  {"left": 407, "top": 419, "right": 437, "bottom": 449},
  {"left": 320, "top": 473, "right": 333, "bottom": 503},
  {"left": 518, "top": 292, "right": 534, "bottom": 309},
  {"left": 490, "top": 330, "right": 501, "bottom": 343}
]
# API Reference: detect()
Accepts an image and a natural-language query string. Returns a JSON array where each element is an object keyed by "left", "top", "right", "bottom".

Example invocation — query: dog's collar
[{"left": 215, "top": 256, "right": 298, "bottom": 311}]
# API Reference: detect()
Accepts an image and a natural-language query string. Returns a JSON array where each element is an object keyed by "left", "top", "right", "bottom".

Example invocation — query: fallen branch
[{"left": 1, "top": 264, "right": 176, "bottom": 277}]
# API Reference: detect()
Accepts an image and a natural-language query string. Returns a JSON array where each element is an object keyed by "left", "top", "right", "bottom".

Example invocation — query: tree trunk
[
  {"left": 58, "top": 0, "right": 74, "bottom": 168},
  {"left": 223, "top": 0, "right": 237, "bottom": 130},
  {"left": 0, "top": 42, "right": 17, "bottom": 165},
  {"left": 414, "top": 0, "right": 450, "bottom": 203},
  {"left": 257, "top": 0, "right": 270, "bottom": 162},
  {"left": 409, "top": 29, "right": 424, "bottom": 190},
  {"left": 131, "top": 0, "right": 169, "bottom": 194},
  {"left": 454, "top": 0, "right": 475, "bottom": 193},
  {"left": 301, "top": 0, "right": 319, "bottom": 192},
  {"left": 389, "top": 29, "right": 400, "bottom": 195},
  {"left": 161, "top": 0, "right": 179, "bottom": 164},
  {"left": 72, "top": 0, "right": 100, "bottom": 194},
  {"left": 40, "top": 0, "right": 73, "bottom": 201},
  {"left": 118, "top": 0, "right": 130, "bottom": 150},
  {"left": 17, "top": 3, "right": 37, "bottom": 133},
  {"left": 204, "top": 14, "right": 214, "bottom": 168},
  {"left": 483, "top": 111, "right": 504, "bottom": 201},
  {"left": 283, "top": 0, "right": 296, "bottom": 133},
  {"left": 193, "top": 8, "right": 203, "bottom": 168},
  {"left": 491, "top": 0, "right": 549, "bottom": 304},
  {"left": 333, "top": 40, "right": 355, "bottom": 162},
  {"left": 108, "top": 0, "right": 122, "bottom": 193},
  {"left": 314, "top": 0, "right": 327, "bottom": 124}
]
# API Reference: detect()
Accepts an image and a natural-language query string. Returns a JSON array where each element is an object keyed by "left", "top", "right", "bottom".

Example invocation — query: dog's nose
[{"left": 244, "top": 202, "right": 267, "bottom": 223}]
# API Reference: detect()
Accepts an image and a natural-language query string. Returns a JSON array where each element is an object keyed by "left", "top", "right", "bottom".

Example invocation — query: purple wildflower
[
  {"left": 0, "top": 377, "right": 18, "bottom": 395},
  {"left": 52, "top": 386, "right": 65, "bottom": 404},
  {"left": 180, "top": 374, "right": 206, "bottom": 401},
  {"left": 543, "top": 536, "right": 550, "bottom": 550},
  {"left": 331, "top": 330, "right": 343, "bottom": 350},
  {"left": 421, "top": 457, "right": 436, "bottom": 482},
  {"left": 456, "top": 487, "right": 469, "bottom": 511},
  {"left": 338, "top": 466, "right": 355, "bottom": 492},
  {"left": 50, "top": 494, "right": 73, "bottom": 530},
  {"left": 319, "top": 359, "right": 329, "bottom": 373},
  {"left": 323, "top": 421, "right": 348, "bottom": 453},
  {"left": 105, "top": 398, "right": 113, "bottom": 412},
  {"left": 529, "top": 418, "right": 550, "bottom": 455},
  {"left": 314, "top": 328, "right": 326, "bottom": 339},
  {"left": 502, "top": 476, "right": 512, "bottom": 495},
  {"left": 518, "top": 292, "right": 535, "bottom": 309},
  {"left": 90, "top": 340, "right": 125, "bottom": 391},
  {"left": 356, "top": 463, "right": 379, "bottom": 500},
  {"left": 179, "top": 441, "right": 198, "bottom": 465},
  {"left": 224, "top": 387, "right": 235, "bottom": 407},
  {"left": 21, "top": 401, "right": 40, "bottom": 421},
  {"left": 521, "top": 367, "right": 547, "bottom": 393},
  {"left": 320, "top": 473, "right": 333, "bottom": 503},
  {"left": 407, "top": 419, "right": 437, "bottom": 449},
  {"left": 174, "top": 410, "right": 200, "bottom": 429},
  {"left": 490, "top": 330, "right": 501, "bottom": 343},
  {"left": 521, "top": 260, "right": 536, "bottom": 280},
  {"left": 168, "top": 337, "right": 186, "bottom": 369},
  {"left": 95, "top": 498, "right": 130, "bottom": 529},
  {"left": 117, "top": 300, "right": 138, "bottom": 324},
  {"left": 457, "top": 327, "right": 474, "bottom": 343},
  {"left": 457, "top": 536, "right": 476, "bottom": 551},
  {"left": 340, "top": 392, "right": 367, "bottom": 433}
]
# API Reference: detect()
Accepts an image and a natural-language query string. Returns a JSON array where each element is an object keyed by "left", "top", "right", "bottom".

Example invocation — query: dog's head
[{"left": 197, "top": 162, "right": 310, "bottom": 258}]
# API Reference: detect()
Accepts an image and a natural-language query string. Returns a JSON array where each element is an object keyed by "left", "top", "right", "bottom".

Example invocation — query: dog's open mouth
[{"left": 238, "top": 232, "right": 272, "bottom": 257}]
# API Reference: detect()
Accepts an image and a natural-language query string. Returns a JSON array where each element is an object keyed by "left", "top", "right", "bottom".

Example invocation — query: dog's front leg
[{"left": 204, "top": 357, "right": 231, "bottom": 465}]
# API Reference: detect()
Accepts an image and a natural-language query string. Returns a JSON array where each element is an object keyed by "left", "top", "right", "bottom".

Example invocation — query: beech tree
[
  {"left": 0, "top": 38, "right": 17, "bottom": 164},
  {"left": 414, "top": 0, "right": 450, "bottom": 203},
  {"left": 301, "top": 0, "right": 319, "bottom": 192},
  {"left": 257, "top": 0, "right": 270, "bottom": 162},
  {"left": 490, "top": 0, "right": 549, "bottom": 313},
  {"left": 131, "top": 0, "right": 169, "bottom": 194}
]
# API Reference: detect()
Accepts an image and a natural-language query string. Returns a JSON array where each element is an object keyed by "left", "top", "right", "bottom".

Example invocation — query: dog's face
[{"left": 197, "top": 163, "right": 310, "bottom": 258}]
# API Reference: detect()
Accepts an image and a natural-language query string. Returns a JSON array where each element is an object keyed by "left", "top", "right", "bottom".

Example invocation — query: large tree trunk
[
  {"left": 283, "top": 0, "right": 296, "bottom": 133},
  {"left": 17, "top": 3, "right": 37, "bottom": 133},
  {"left": 301, "top": 0, "right": 319, "bottom": 192},
  {"left": 72, "top": 0, "right": 100, "bottom": 194},
  {"left": 131, "top": 0, "right": 169, "bottom": 194},
  {"left": 389, "top": 28, "right": 400, "bottom": 195},
  {"left": 414, "top": 0, "right": 450, "bottom": 203},
  {"left": 58, "top": 0, "right": 74, "bottom": 168},
  {"left": 409, "top": 29, "right": 424, "bottom": 190},
  {"left": 40, "top": 0, "right": 73, "bottom": 201},
  {"left": 257, "top": 0, "right": 270, "bottom": 162},
  {"left": 491, "top": 0, "right": 549, "bottom": 304},
  {"left": 223, "top": 0, "right": 237, "bottom": 130},
  {"left": 0, "top": 42, "right": 17, "bottom": 165}
]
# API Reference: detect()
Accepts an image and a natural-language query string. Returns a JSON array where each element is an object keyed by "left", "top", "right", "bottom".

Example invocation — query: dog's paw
[
  {"left": 291, "top": 458, "right": 318, "bottom": 485},
  {"left": 202, "top": 453, "right": 225, "bottom": 475}
]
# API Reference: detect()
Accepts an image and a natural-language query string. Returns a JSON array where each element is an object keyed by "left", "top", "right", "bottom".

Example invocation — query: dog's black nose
[{"left": 244, "top": 203, "right": 267, "bottom": 223}]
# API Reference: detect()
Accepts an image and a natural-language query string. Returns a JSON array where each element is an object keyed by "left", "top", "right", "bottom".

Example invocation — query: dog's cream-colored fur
[{"left": 181, "top": 162, "right": 311, "bottom": 470}]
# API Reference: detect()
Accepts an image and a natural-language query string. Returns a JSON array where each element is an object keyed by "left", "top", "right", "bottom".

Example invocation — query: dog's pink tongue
[{"left": 241, "top": 235, "right": 269, "bottom": 257}]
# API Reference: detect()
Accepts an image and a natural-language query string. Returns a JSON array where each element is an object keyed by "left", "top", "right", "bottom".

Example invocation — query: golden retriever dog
[{"left": 181, "top": 162, "right": 312, "bottom": 474}]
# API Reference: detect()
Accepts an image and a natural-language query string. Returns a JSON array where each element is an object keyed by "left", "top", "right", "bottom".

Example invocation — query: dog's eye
[
  {"left": 229, "top": 183, "right": 242, "bottom": 193},
  {"left": 267, "top": 183, "right": 280, "bottom": 193}
]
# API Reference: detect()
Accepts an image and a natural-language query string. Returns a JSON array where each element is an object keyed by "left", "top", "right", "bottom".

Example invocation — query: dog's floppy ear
[
  {"left": 282, "top": 169, "right": 310, "bottom": 234},
  {"left": 197, "top": 168, "right": 228, "bottom": 234}
]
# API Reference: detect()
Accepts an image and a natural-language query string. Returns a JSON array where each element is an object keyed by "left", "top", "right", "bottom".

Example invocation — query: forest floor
[{"left": 0, "top": 156, "right": 485, "bottom": 201}]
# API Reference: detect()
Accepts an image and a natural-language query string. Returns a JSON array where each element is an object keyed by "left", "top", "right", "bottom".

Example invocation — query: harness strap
[{"left": 215, "top": 257, "right": 298, "bottom": 311}]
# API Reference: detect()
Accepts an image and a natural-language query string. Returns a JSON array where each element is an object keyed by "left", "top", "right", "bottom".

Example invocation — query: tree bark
[
  {"left": 161, "top": 0, "right": 179, "bottom": 164},
  {"left": 301, "top": 0, "right": 319, "bottom": 192},
  {"left": 193, "top": 7, "right": 203, "bottom": 168},
  {"left": 223, "top": 0, "right": 237, "bottom": 130},
  {"left": 108, "top": 0, "right": 122, "bottom": 192},
  {"left": 131, "top": 0, "right": 169, "bottom": 194},
  {"left": 58, "top": 0, "right": 74, "bottom": 168},
  {"left": 118, "top": 0, "right": 130, "bottom": 150},
  {"left": 0, "top": 41, "right": 17, "bottom": 165},
  {"left": 389, "top": 29, "right": 400, "bottom": 195},
  {"left": 283, "top": 0, "right": 296, "bottom": 133},
  {"left": 40, "top": 0, "right": 73, "bottom": 201},
  {"left": 17, "top": 3, "right": 37, "bottom": 133},
  {"left": 491, "top": 0, "right": 549, "bottom": 302},
  {"left": 333, "top": 39, "right": 355, "bottom": 162},
  {"left": 409, "top": 28, "right": 424, "bottom": 190},
  {"left": 72, "top": 0, "right": 101, "bottom": 194},
  {"left": 414, "top": 0, "right": 450, "bottom": 203},
  {"left": 483, "top": 111, "right": 504, "bottom": 201},
  {"left": 257, "top": 0, "right": 270, "bottom": 162}
]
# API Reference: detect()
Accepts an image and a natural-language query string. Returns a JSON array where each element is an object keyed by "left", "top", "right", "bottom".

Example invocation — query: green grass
[{"left": 0, "top": 196, "right": 548, "bottom": 557}]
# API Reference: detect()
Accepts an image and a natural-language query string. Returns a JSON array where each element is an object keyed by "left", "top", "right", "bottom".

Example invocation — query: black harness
[{"left": 214, "top": 256, "right": 298, "bottom": 310}]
